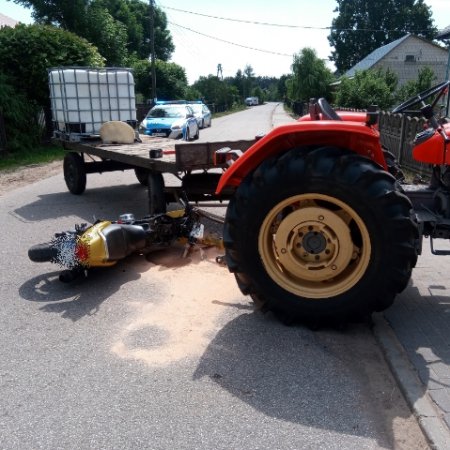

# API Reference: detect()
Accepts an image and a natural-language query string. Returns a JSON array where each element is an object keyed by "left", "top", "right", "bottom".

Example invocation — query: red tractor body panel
[
  {"left": 412, "top": 123, "right": 450, "bottom": 165},
  {"left": 298, "top": 111, "right": 369, "bottom": 123},
  {"left": 216, "top": 119, "right": 385, "bottom": 194}
]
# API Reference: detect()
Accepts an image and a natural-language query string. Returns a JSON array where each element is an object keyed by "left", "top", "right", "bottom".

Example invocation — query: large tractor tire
[{"left": 223, "top": 146, "right": 418, "bottom": 324}]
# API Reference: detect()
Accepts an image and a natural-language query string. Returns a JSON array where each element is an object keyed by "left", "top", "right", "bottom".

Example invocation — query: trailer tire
[
  {"left": 148, "top": 171, "right": 166, "bottom": 214},
  {"left": 134, "top": 167, "right": 149, "bottom": 186},
  {"left": 64, "top": 153, "right": 86, "bottom": 195},
  {"left": 28, "top": 243, "right": 58, "bottom": 262},
  {"left": 223, "top": 146, "right": 418, "bottom": 324}
]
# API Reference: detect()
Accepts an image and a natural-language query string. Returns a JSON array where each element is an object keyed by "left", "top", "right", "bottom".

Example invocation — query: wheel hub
[
  {"left": 301, "top": 230, "right": 327, "bottom": 254},
  {"left": 274, "top": 206, "right": 354, "bottom": 282},
  {"left": 259, "top": 194, "right": 371, "bottom": 298}
]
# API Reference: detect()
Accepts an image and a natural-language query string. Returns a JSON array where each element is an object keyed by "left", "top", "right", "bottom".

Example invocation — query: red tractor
[
  {"left": 215, "top": 81, "right": 450, "bottom": 324},
  {"left": 29, "top": 81, "right": 450, "bottom": 325}
]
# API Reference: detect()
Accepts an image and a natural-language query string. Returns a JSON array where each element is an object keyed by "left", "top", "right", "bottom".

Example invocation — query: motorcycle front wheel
[{"left": 28, "top": 243, "right": 58, "bottom": 262}]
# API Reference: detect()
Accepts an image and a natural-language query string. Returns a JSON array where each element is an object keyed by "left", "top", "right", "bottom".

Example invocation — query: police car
[{"left": 139, "top": 101, "right": 199, "bottom": 140}]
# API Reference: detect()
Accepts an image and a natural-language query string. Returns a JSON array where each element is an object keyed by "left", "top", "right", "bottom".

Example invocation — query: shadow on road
[
  {"left": 384, "top": 276, "right": 450, "bottom": 415},
  {"left": 18, "top": 257, "right": 146, "bottom": 321},
  {"left": 193, "top": 312, "right": 420, "bottom": 448},
  {"left": 12, "top": 182, "right": 149, "bottom": 224}
]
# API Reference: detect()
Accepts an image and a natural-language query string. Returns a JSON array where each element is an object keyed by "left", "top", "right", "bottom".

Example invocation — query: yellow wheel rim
[{"left": 258, "top": 193, "right": 371, "bottom": 299}]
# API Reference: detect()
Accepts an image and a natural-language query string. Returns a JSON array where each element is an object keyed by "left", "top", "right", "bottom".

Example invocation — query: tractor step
[{"left": 430, "top": 237, "right": 450, "bottom": 255}]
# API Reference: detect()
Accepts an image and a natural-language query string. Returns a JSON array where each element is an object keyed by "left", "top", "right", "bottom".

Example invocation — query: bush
[
  {"left": 0, "top": 73, "right": 41, "bottom": 153},
  {"left": 0, "top": 24, "right": 104, "bottom": 144},
  {"left": 395, "top": 66, "right": 436, "bottom": 105},
  {"left": 334, "top": 69, "right": 397, "bottom": 110}
]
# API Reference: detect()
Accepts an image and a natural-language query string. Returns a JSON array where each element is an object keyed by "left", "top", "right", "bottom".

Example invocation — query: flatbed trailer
[{"left": 58, "top": 135, "right": 256, "bottom": 213}]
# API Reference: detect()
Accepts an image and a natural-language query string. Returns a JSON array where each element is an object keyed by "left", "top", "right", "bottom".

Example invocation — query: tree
[
  {"left": 286, "top": 48, "right": 334, "bottom": 103},
  {"left": 11, "top": 0, "right": 174, "bottom": 62},
  {"left": 132, "top": 59, "right": 188, "bottom": 101},
  {"left": 395, "top": 66, "right": 436, "bottom": 104},
  {"left": 278, "top": 74, "right": 290, "bottom": 100},
  {"left": 192, "top": 76, "right": 239, "bottom": 112},
  {"left": 328, "top": 0, "right": 437, "bottom": 74},
  {"left": 0, "top": 24, "right": 104, "bottom": 136},
  {"left": 334, "top": 69, "right": 398, "bottom": 109},
  {"left": 251, "top": 86, "right": 265, "bottom": 103},
  {"left": 93, "top": 0, "right": 174, "bottom": 61},
  {"left": 243, "top": 64, "right": 255, "bottom": 99},
  {"left": 82, "top": 4, "right": 128, "bottom": 65},
  {"left": 231, "top": 69, "right": 245, "bottom": 99}
]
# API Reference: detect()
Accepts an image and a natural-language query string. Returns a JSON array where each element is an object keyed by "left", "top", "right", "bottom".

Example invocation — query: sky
[{"left": 1, "top": 0, "right": 450, "bottom": 84}]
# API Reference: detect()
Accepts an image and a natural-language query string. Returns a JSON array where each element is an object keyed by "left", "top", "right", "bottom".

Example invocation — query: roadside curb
[
  {"left": 372, "top": 313, "right": 450, "bottom": 450},
  {"left": 271, "top": 102, "right": 296, "bottom": 128}
]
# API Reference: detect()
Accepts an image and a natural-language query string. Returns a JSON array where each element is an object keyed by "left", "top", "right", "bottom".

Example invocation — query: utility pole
[
  {"left": 217, "top": 63, "right": 223, "bottom": 80},
  {"left": 150, "top": 0, "right": 157, "bottom": 103}
]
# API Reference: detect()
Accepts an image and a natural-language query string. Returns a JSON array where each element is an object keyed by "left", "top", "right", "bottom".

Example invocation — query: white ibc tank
[{"left": 48, "top": 67, "right": 136, "bottom": 136}]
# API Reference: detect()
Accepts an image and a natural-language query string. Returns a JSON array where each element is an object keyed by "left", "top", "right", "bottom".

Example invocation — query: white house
[{"left": 344, "top": 34, "right": 449, "bottom": 86}]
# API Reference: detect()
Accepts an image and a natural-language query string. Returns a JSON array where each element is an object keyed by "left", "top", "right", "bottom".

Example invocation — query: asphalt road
[{"left": 0, "top": 103, "right": 429, "bottom": 449}]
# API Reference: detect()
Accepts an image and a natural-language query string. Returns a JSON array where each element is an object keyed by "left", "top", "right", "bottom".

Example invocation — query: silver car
[{"left": 188, "top": 102, "right": 212, "bottom": 129}]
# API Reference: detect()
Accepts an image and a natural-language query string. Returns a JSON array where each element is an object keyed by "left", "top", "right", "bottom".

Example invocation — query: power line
[
  {"left": 164, "top": 5, "right": 326, "bottom": 29},
  {"left": 161, "top": 5, "right": 440, "bottom": 34},
  {"left": 168, "top": 21, "right": 293, "bottom": 57}
]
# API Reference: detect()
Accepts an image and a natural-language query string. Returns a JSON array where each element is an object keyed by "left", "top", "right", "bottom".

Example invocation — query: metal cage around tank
[{"left": 48, "top": 67, "right": 137, "bottom": 141}]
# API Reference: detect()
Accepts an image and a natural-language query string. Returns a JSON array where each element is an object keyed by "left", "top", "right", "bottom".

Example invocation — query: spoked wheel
[
  {"left": 63, "top": 152, "right": 86, "bottom": 195},
  {"left": 224, "top": 146, "right": 418, "bottom": 324}
]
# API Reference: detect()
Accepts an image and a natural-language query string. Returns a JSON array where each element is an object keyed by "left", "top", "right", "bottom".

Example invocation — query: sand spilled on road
[{"left": 111, "top": 245, "right": 249, "bottom": 366}]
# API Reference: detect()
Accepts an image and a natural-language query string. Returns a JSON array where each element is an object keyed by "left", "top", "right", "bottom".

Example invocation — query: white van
[{"left": 245, "top": 96, "right": 259, "bottom": 106}]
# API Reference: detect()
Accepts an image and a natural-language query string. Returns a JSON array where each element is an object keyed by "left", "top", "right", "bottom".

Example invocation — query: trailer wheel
[
  {"left": 148, "top": 171, "right": 166, "bottom": 214},
  {"left": 224, "top": 146, "right": 418, "bottom": 324},
  {"left": 64, "top": 153, "right": 86, "bottom": 195},
  {"left": 134, "top": 167, "right": 149, "bottom": 186}
]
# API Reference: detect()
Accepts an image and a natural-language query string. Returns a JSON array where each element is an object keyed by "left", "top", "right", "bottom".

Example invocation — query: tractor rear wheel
[{"left": 223, "top": 146, "right": 418, "bottom": 324}]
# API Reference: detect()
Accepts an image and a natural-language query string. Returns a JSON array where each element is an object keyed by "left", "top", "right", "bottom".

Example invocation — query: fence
[
  {"left": 332, "top": 105, "right": 432, "bottom": 177},
  {"left": 378, "top": 111, "right": 432, "bottom": 177}
]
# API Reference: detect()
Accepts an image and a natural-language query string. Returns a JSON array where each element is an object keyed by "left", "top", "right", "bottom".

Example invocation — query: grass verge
[
  {"left": 0, "top": 143, "right": 65, "bottom": 172},
  {"left": 212, "top": 104, "right": 246, "bottom": 119}
]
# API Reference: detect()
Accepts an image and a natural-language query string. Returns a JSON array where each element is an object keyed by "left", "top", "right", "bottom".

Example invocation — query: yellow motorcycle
[{"left": 28, "top": 204, "right": 205, "bottom": 282}]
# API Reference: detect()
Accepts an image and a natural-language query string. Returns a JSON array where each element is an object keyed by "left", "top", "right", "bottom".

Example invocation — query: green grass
[
  {"left": 0, "top": 143, "right": 65, "bottom": 172},
  {"left": 212, "top": 104, "right": 246, "bottom": 119}
]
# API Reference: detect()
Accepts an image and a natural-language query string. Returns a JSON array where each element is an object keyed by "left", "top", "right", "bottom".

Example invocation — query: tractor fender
[{"left": 215, "top": 121, "right": 386, "bottom": 194}]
